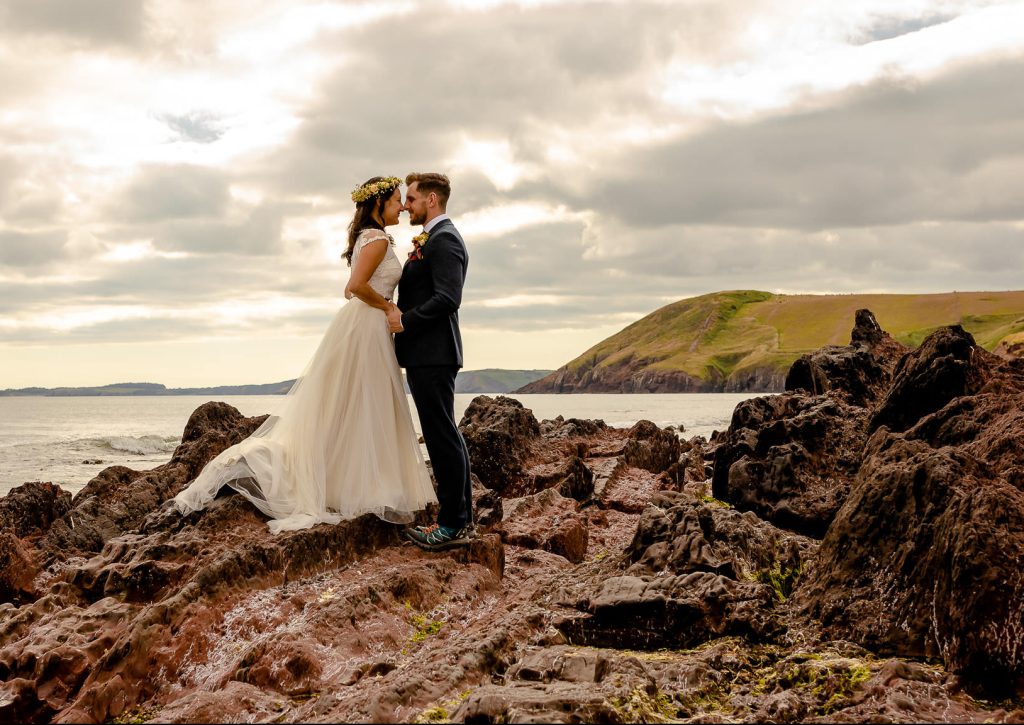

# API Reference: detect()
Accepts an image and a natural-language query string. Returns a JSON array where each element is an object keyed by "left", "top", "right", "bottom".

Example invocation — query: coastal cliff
[
  {"left": 1, "top": 309, "right": 1023, "bottom": 723},
  {"left": 520, "top": 289, "right": 1024, "bottom": 393}
]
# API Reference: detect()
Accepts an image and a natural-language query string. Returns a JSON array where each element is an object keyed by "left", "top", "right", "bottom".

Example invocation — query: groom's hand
[{"left": 386, "top": 305, "right": 404, "bottom": 333}]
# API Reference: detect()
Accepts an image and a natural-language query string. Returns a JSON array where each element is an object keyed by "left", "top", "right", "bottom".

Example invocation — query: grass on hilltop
[{"left": 560, "top": 290, "right": 1024, "bottom": 386}]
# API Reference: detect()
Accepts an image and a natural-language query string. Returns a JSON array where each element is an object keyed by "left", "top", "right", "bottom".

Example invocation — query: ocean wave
[{"left": 86, "top": 435, "right": 180, "bottom": 456}]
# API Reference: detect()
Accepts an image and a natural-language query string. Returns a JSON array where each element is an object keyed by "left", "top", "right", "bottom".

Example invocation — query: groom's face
[{"left": 404, "top": 183, "right": 429, "bottom": 226}]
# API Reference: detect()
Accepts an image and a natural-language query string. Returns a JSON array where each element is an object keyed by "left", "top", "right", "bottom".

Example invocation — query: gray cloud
[
  {"left": 97, "top": 202, "right": 286, "bottom": 256},
  {"left": 591, "top": 55, "right": 1024, "bottom": 231},
  {"left": 0, "top": 155, "right": 19, "bottom": 209},
  {"left": 0, "top": 0, "right": 147, "bottom": 47},
  {"left": 115, "top": 164, "right": 231, "bottom": 223},
  {"left": 150, "top": 204, "right": 285, "bottom": 255},
  {"left": 2, "top": 193, "right": 64, "bottom": 225},
  {"left": 854, "top": 12, "right": 958, "bottom": 43},
  {"left": 0, "top": 155, "right": 65, "bottom": 224},
  {"left": 616, "top": 220, "right": 1024, "bottom": 282},
  {"left": 0, "top": 230, "right": 67, "bottom": 268}
]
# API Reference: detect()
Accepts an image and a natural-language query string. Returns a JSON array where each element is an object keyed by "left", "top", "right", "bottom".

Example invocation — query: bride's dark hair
[{"left": 344, "top": 176, "right": 393, "bottom": 266}]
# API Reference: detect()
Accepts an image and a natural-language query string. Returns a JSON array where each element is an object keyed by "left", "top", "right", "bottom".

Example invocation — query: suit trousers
[{"left": 406, "top": 365, "right": 473, "bottom": 529}]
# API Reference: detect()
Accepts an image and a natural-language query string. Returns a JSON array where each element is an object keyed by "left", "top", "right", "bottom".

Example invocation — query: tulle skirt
[{"left": 173, "top": 299, "right": 437, "bottom": 533}]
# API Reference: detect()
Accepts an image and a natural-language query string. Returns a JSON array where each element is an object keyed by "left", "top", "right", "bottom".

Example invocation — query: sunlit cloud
[
  {"left": 478, "top": 294, "right": 569, "bottom": 308},
  {"left": 660, "top": 1, "right": 1024, "bottom": 118},
  {"left": 98, "top": 241, "right": 190, "bottom": 263},
  {"left": 458, "top": 203, "right": 587, "bottom": 239},
  {"left": 448, "top": 137, "right": 541, "bottom": 191},
  {"left": 2, "top": 306, "right": 159, "bottom": 333}
]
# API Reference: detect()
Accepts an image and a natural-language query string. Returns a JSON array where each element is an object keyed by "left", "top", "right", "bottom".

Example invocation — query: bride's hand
[{"left": 344, "top": 285, "right": 353, "bottom": 300}]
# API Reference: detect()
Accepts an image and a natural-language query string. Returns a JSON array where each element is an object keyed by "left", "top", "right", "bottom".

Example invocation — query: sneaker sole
[{"left": 406, "top": 535, "right": 472, "bottom": 552}]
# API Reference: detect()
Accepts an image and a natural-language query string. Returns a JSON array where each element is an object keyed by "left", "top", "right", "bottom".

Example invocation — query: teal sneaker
[{"left": 404, "top": 524, "right": 475, "bottom": 551}]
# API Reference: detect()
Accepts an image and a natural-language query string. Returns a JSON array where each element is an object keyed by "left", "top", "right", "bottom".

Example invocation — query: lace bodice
[{"left": 352, "top": 229, "right": 402, "bottom": 300}]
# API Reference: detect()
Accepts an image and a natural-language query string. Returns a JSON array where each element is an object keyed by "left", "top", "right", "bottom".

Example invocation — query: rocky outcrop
[
  {"left": 709, "top": 309, "right": 1024, "bottom": 699},
  {"left": 497, "top": 488, "right": 588, "bottom": 564},
  {"left": 0, "top": 482, "right": 73, "bottom": 603},
  {"left": 558, "top": 570, "right": 781, "bottom": 650},
  {"left": 785, "top": 309, "right": 908, "bottom": 407},
  {"left": 0, "top": 482, "right": 71, "bottom": 540},
  {"left": 553, "top": 490, "right": 816, "bottom": 653},
  {"left": 711, "top": 310, "right": 907, "bottom": 538},
  {"left": 39, "top": 403, "right": 267, "bottom": 562},
  {"left": 458, "top": 395, "right": 540, "bottom": 493},
  {"left": 800, "top": 331, "right": 1024, "bottom": 696},
  {"left": 0, "top": 480, "right": 505, "bottom": 724},
  {"left": 623, "top": 419, "right": 681, "bottom": 473},
  {"left": 2, "top": 320, "right": 1024, "bottom": 723},
  {"left": 0, "top": 531, "right": 36, "bottom": 603},
  {"left": 626, "top": 491, "right": 817, "bottom": 582},
  {"left": 870, "top": 324, "right": 992, "bottom": 433},
  {"left": 711, "top": 393, "right": 868, "bottom": 537}
]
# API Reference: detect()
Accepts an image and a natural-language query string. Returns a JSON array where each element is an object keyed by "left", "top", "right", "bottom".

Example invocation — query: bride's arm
[{"left": 347, "top": 238, "right": 395, "bottom": 311}]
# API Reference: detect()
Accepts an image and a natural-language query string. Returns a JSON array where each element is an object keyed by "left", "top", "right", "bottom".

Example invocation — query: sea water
[{"left": 0, "top": 393, "right": 756, "bottom": 497}]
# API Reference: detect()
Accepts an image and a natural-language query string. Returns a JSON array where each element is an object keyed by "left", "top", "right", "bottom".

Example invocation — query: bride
[{"left": 173, "top": 176, "right": 437, "bottom": 533}]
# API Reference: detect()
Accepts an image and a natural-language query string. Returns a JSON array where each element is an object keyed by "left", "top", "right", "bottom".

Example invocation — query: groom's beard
[{"left": 409, "top": 211, "right": 426, "bottom": 226}]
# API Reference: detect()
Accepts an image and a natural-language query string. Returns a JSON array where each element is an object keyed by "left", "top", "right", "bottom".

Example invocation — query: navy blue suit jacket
[{"left": 395, "top": 218, "right": 468, "bottom": 368}]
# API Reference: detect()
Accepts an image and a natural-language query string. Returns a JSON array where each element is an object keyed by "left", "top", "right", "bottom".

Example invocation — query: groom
[{"left": 387, "top": 172, "right": 474, "bottom": 551}]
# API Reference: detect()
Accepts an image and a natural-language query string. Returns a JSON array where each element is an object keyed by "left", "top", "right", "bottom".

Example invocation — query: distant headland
[{"left": 0, "top": 369, "right": 553, "bottom": 397}]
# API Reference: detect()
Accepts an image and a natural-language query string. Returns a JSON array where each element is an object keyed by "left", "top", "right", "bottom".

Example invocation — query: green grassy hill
[{"left": 520, "top": 290, "right": 1024, "bottom": 393}]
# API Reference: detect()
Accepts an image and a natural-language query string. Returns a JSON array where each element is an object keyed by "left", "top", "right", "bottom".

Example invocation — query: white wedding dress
[{"left": 173, "top": 229, "right": 437, "bottom": 533}]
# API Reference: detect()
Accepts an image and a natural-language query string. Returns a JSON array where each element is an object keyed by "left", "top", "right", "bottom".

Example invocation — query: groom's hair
[{"left": 406, "top": 172, "right": 450, "bottom": 210}]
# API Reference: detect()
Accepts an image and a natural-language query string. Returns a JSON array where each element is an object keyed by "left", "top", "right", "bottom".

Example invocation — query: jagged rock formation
[
  {"left": 711, "top": 310, "right": 907, "bottom": 537},
  {"left": 801, "top": 326, "right": 1024, "bottom": 696},
  {"left": 712, "top": 310, "right": 1024, "bottom": 699},
  {"left": 2, "top": 311, "right": 1024, "bottom": 723}
]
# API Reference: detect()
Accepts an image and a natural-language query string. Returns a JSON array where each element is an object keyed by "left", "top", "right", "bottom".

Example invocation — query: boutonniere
[{"left": 408, "top": 231, "right": 429, "bottom": 261}]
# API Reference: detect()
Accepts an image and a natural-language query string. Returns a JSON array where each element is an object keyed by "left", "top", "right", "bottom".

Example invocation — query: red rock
[
  {"left": 41, "top": 402, "right": 268, "bottom": 562},
  {"left": 459, "top": 395, "right": 540, "bottom": 493},
  {"left": 558, "top": 571, "right": 781, "bottom": 650},
  {"left": 871, "top": 325, "right": 995, "bottom": 433},
  {"left": 0, "top": 482, "right": 72, "bottom": 540},
  {"left": 623, "top": 419, "right": 681, "bottom": 474},
  {"left": 711, "top": 392, "right": 868, "bottom": 538},
  {"left": 0, "top": 531, "right": 37, "bottom": 604},
  {"left": 498, "top": 489, "right": 588, "bottom": 564},
  {"left": 627, "top": 491, "right": 817, "bottom": 583},
  {"left": 1, "top": 370, "right": 1020, "bottom": 724},
  {"left": 785, "top": 308, "right": 908, "bottom": 407},
  {"left": 800, "top": 327, "right": 1024, "bottom": 697}
]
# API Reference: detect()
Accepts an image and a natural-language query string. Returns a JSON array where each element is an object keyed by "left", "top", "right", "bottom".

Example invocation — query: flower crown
[{"left": 351, "top": 176, "right": 401, "bottom": 203}]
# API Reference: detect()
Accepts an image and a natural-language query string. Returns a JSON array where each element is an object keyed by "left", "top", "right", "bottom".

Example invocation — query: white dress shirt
[{"left": 423, "top": 214, "right": 450, "bottom": 234}]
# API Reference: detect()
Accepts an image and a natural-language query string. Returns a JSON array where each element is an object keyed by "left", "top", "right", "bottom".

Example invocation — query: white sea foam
[{"left": 91, "top": 434, "right": 181, "bottom": 456}]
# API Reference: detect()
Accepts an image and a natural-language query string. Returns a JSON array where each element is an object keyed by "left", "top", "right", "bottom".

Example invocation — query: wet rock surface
[{"left": 1, "top": 312, "right": 1023, "bottom": 723}]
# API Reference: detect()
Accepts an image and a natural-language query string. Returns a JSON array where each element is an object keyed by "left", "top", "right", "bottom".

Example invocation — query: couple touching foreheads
[{"left": 174, "top": 173, "right": 475, "bottom": 551}]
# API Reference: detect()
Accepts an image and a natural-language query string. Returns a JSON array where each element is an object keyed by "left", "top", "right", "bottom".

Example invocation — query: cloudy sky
[{"left": 2, "top": 0, "right": 1023, "bottom": 388}]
